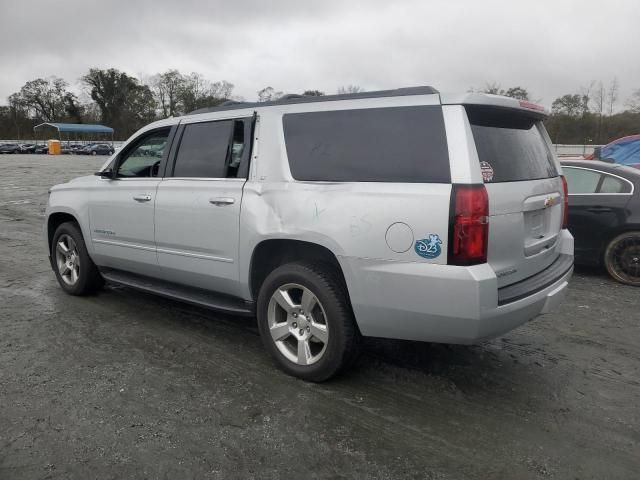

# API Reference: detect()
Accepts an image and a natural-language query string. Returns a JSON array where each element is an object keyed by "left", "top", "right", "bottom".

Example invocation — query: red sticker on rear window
[{"left": 480, "top": 161, "right": 494, "bottom": 182}]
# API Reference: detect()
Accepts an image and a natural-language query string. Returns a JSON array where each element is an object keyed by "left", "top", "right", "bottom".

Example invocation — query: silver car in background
[{"left": 45, "top": 87, "right": 573, "bottom": 381}]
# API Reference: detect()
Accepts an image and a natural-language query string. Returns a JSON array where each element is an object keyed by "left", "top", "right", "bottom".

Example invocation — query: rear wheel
[
  {"left": 604, "top": 231, "right": 640, "bottom": 286},
  {"left": 52, "top": 222, "right": 104, "bottom": 295},
  {"left": 257, "top": 262, "right": 360, "bottom": 381}
]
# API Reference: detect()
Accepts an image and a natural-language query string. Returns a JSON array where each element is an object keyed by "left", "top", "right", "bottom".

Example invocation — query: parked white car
[{"left": 45, "top": 87, "right": 573, "bottom": 381}]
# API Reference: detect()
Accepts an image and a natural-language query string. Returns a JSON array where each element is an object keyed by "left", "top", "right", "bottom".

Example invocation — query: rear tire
[
  {"left": 257, "top": 262, "right": 361, "bottom": 381},
  {"left": 52, "top": 222, "right": 104, "bottom": 295},
  {"left": 604, "top": 231, "right": 640, "bottom": 286}
]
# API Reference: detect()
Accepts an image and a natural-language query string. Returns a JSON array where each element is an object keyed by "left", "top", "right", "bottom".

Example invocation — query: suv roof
[{"left": 187, "top": 85, "right": 548, "bottom": 119}]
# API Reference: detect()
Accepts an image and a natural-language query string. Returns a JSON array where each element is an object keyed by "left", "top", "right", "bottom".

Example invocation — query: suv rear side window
[
  {"left": 467, "top": 106, "right": 557, "bottom": 183},
  {"left": 283, "top": 106, "right": 450, "bottom": 183}
]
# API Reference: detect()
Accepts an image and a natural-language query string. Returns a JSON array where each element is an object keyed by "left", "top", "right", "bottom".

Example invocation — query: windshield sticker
[
  {"left": 415, "top": 234, "right": 442, "bottom": 259},
  {"left": 480, "top": 161, "right": 494, "bottom": 182}
]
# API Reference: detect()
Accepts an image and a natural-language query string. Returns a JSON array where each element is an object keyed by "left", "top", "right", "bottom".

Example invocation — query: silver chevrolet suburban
[{"left": 45, "top": 87, "right": 574, "bottom": 381}]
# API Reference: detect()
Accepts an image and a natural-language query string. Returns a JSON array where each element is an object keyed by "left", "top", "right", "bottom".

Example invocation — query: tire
[
  {"left": 257, "top": 262, "right": 361, "bottom": 382},
  {"left": 604, "top": 231, "right": 640, "bottom": 286},
  {"left": 91, "top": 151, "right": 97, "bottom": 155},
  {"left": 51, "top": 222, "right": 104, "bottom": 295}
]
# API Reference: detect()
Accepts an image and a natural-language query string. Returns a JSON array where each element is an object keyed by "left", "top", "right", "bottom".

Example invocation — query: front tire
[
  {"left": 604, "top": 231, "right": 640, "bottom": 286},
  {"left": 52, "top": 222, "right": 104, "bottom": 295},
  {"left": 257, "top": 262, "right": 360, "bottom": 381}
]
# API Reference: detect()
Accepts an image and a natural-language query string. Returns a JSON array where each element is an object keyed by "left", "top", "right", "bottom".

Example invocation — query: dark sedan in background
[
  {"left": 0, "top": 143, "right": 20, "bottom": 154},
  {"left": 77, "top": 143, "right": 114, "bottom": 155},
  {"left": 562, "top": 160, "right": 640, "bottom": 285}
]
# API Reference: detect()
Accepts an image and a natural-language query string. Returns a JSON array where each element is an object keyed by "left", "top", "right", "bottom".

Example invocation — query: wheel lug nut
[
  {"left": 292, "top": 322, "right": 297, "bottom": 328},
  {"left": 307, "top": 326, "right": 310, "bottom": 331},
  {"left": 299, "top": 329, "right": 304, "bottom": 335},
  {"left": 292, "top": 313, "right": 298, "bottom": 318}
]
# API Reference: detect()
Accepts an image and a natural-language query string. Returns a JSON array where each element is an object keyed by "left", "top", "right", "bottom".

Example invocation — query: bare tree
[
  {"left": 210, "top": 80, "right": 234, "bottom": 100},
  {"left": 591, "top": 81, "right": 606, "bottom": 143},
  {"left": 150, "top": 70, "right": 184, "bottom": 117},
  {"left": 337, "top": 85, "right": 364, "bottom": 94},
  {"left": 606, "top": 77, "right": 619, "bottom": 115},
  {"left": 626, "top": 88, "right": 640, "bottom": 113},
  {"left": 257, "top": 86, "right": 283, "bottom": 102}
]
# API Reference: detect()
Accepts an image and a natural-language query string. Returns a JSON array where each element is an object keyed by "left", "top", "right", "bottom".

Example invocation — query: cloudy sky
[{"left": 0, "top": 0, "right": 638, "bottom": 108}]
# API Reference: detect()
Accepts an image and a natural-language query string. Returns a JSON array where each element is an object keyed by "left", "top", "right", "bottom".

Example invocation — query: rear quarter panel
[{"left": 238, "top": 108, "right": 452, "bottom": 300}]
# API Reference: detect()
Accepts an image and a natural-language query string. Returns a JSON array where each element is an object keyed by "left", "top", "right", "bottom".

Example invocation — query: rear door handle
[
  {"left": 209, "top": 197, "right": 235, "bottom": 206},
  {"left": 133, "top": 194, "right": 152, "bottom": 202},
  {"left": 587, "top": 206, "right": 612, "bottom": 213}
]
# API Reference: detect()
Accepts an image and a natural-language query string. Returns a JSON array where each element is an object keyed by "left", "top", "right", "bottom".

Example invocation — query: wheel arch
[
  {"left": 248, "top": 239, "right": 352, "bottom": 305},
  {"left": 47, "top": 211, "right": 81, "bottom": 252}
]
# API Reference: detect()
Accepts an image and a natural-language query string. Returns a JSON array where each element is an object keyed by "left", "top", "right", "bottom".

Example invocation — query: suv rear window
[
  {"left": 283, "top": 106, "right": 450, "bottom": 183},
  {"left": 466, "top": 106, "right": 557, "bottom": 183}
]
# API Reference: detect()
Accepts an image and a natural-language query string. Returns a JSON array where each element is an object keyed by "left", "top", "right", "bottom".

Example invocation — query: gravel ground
[{"left": 1, "top": 154, "right": 639, "bottom": 479}]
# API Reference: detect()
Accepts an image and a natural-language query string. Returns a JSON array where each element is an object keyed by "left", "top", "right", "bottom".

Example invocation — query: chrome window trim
[
  {"left": 563, "top": 166, "right": 634, "bottom": 196},
  {"left": 161, "top": 177, "right": 246, "bottom": 182},
  {"left": 103, "top": 177, "right": 161, "bottom": 182}
]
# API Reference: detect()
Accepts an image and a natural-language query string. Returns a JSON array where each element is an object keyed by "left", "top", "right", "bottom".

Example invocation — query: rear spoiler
[{"left": 439, "top": 92, "right": 548, "bottom": 118}]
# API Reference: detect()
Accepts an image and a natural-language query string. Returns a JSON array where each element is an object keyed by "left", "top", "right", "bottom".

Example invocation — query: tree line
[{"left": 1, "top": 69, "right": 639, "bottom": 144}]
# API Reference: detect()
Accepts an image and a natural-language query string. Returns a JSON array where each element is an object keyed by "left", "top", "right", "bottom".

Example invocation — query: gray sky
[{"left": 1, "top": 0, "right": 638, "bottom": 108}]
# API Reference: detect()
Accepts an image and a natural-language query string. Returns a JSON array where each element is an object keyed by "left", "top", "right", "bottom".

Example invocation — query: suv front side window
[
  {"left": 170, "top": 118, "right": 252, "bottom": 179},
  {"left": 116, "top": 129, "right": 170, "bottom": 178}
]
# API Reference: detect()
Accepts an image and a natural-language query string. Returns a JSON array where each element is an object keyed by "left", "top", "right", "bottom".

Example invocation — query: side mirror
[
  {"left": 94, "top": 169, "right": 114, "bottom": 179},
  {"left": 593, "top": 146, "right": 602, "bottom": 160}
]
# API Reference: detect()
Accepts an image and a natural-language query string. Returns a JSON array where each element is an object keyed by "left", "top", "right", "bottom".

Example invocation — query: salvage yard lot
[{"left": 1, "top": 155, "right": 638, "bottom": 479}]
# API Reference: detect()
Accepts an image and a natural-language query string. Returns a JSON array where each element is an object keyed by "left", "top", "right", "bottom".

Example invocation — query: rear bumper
[{"left": 342, "top": 230, "right": 574, "bottom": 344}]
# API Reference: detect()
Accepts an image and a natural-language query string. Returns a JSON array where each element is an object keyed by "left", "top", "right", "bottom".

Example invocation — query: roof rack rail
[{"left": 186, "top": 85, "right": 439, "bottom": 116}]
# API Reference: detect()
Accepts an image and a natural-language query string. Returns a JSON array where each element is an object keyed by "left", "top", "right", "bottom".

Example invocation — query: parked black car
[
  {"left": 77, "top": 143, "right": 114, "bottom": 155},
  {"left": 0, "top": 143, "right": 20, "bottom": 154},
  {"left": 562, "top": 160, "right": 640, "bottom": 285},
  {"left": 34, "top": 144, "right": 49, "bottom": 154},
  {"left": 18, "top": 143, "right": 36, "bottom": 153}
]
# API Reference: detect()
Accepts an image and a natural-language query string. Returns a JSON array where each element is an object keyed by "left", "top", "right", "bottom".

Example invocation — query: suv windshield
[{"left": 467, "top": 106, "right": 557, "bottom": 183}]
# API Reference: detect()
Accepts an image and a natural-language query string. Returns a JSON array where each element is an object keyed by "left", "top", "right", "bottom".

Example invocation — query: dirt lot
[{"left": 0, "top": 154, "right": 638, "bottom": 479}]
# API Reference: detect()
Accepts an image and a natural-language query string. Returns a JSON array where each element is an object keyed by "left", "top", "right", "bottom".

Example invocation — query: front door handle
[
  {"left": 133, "top": 194, "right": 152, "bottom": 202},
  {"left": 209, "top": 197, "right": 235, "bottom": 206}
]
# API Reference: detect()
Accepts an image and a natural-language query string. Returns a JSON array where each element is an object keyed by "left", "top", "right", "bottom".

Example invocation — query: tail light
[
  {"left": 561, "top": 175, "right": 569, "bottom": 229},
  {"left": 448, "top": 184, "right": 489, "bottom": 265}
]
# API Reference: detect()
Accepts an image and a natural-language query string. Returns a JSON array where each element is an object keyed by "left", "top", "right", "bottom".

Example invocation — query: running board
[{"left": 100, "top": 268, "right": 254, "bottom": 316}]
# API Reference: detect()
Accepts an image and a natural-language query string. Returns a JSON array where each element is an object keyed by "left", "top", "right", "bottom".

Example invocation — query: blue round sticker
[{"left": 415, "top": 234, "right": 442, "bottom": 259}]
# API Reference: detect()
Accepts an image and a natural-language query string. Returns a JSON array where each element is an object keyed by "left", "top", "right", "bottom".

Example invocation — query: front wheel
[
  {"left": 52, "top": 222, "right": 104, "bottom": 295},
  {"left": 257, "top": 262, "right": 360, "bottom": 381},
  {"left": 604, "top": 231, "right": 640, "bottom": 286}
]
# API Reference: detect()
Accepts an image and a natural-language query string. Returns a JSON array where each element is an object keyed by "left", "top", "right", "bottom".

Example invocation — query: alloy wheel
[
  {"left": 55, "top": 234, "right": 81, "bottom": 286},
  {"left": 267, "top": 283, "right": 329, "bottom": 366},
  {"left": 608, "top": 234, "right": 640, "bottom": 285}
]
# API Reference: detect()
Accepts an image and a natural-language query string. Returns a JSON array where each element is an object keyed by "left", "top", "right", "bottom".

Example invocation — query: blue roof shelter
[{"left": 33, "top": 122, "right": 114, "bottom": 143}]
